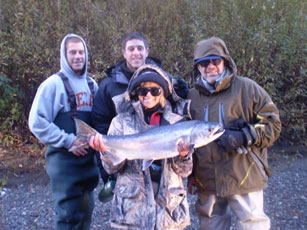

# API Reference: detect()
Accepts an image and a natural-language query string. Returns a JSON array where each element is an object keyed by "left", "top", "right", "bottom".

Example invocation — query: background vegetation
[{"left": 0, "top": 0, "right": 306, "bottom": 151}]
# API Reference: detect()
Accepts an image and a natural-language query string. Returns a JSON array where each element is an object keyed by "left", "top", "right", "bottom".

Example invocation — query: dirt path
[{"left": 1, "top": 146, "right": 307, "bottom": 229}]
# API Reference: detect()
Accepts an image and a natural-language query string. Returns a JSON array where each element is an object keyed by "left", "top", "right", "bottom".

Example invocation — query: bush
[{"left": 0, "top": 0, "right": 306, "bottom": 146}]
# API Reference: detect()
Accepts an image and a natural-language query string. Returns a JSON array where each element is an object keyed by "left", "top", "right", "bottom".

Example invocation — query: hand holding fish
[
  {"left": 89, "top": 133, "right": 107, "bottom": 152},
  {"left": 177, "top": 140, "right": 191, "bottom": 157},
  {"left": 70, "top": 137, "right": 88, "bottom": 156}
]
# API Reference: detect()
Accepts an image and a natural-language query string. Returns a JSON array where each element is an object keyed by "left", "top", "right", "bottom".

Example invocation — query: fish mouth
[
  {"left": 210, "top": 124, "right": 224, "bottom": 134},
  {"left": 209, "top": 124, "right": 225, "bottom": 140}
]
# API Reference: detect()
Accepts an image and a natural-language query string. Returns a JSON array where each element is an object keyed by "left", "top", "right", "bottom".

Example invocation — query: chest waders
[{"left": 45, "top": 72, "right": 99, "bottom": 230}]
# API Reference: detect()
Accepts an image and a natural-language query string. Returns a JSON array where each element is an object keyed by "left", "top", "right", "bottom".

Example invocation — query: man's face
[
  {"left": 122, "top": 39, "right": 149, "bottom": 71},
  {"left": 66, "top": 41, "right": 85, "bottom": 75},
  {"left": 197, "top": 58, "right": 224, "bottom": 84}
]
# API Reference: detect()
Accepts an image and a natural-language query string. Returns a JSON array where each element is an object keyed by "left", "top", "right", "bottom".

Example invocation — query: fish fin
[
  {"left": 106, "top": 150, "right": 125, "bottom": 166},
  {"left": 186, "top": 144, "right": 194, "bottom": 158},
  {"left": 68, "top": 119, "right": 96, "bottom": 152},
  {"left": 142, "top": 159, "right": 154, "bottom": 171},
  {"left": 219, "top": 103, "right": 226, "bottom": 128}
]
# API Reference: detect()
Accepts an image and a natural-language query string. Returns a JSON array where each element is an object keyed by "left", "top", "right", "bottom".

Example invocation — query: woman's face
[{"left": 137, "top": 82, "right": 164, "bottom": 109}]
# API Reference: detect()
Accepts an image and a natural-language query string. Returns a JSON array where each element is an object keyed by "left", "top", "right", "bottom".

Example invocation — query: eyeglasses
[
  {"left": 199, "top": 58, "right": 223, "bottom": 68},
  {"left": 136, "top": 87, "right": 162, "bottom": 96}
]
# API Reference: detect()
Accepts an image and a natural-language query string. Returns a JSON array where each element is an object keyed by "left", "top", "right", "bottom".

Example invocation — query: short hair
[
  {"left": 121, "top": 32, "right": 149, "bottom": 50},
  {"left": 65, "top": 37, "right": 83, "bottom": 51}
]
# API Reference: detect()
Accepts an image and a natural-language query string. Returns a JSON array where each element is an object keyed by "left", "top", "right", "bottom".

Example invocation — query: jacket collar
[
  {"left": 194, "top": 67, "right": 235, "bottom": 95},
  {"left": 132, "top": 100, "right": 183, "bottom": 125},
  {"left": 105, "top": 57, "right": 162, "bottom": 85}
]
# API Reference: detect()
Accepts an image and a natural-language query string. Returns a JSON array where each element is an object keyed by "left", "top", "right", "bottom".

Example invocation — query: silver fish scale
[
  {"left": 102, "top": 120, "right": 223, "bottom": 163},
  {"left": 72, "top": 119, "right": 223, "bottom": 163}
]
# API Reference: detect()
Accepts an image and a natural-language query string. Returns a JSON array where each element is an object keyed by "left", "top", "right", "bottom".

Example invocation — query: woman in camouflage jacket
[{"left": 90, "top": 64, "right": 192, "bottom": 230}]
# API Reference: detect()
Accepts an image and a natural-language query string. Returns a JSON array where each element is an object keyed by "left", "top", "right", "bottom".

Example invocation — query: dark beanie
[{"left": 130, "top": 70, "right": 170, "bottom": 97}]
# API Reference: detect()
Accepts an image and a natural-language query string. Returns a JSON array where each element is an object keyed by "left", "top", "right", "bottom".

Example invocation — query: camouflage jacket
[{"left": 100, "top": 95, "right": 192, "bottom": 229}]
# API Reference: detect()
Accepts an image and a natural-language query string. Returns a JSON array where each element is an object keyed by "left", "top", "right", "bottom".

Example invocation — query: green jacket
[{"left": 188, "top": 37, "right": 281, "bottom": 197}]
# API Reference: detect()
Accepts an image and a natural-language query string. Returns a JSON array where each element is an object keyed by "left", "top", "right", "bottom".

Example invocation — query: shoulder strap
[
  {"left": 86, "top": 75, "right": 95, "bottom": 96},
  {"left": 57, "top": 72, "right": 78, "bottom": 119},
  {"left": 57, "top": 72, "right": 95, "bottom": 119}
]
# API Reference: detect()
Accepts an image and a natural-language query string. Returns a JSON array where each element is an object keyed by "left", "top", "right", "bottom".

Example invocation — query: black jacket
[{"left": 92, "top": 57, "right": 169, "bottom": 134}]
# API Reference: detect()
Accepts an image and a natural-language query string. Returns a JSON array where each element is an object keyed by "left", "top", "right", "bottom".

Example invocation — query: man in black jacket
[{"left": 92, "top": 32, "right": 189, "bottom": 191}]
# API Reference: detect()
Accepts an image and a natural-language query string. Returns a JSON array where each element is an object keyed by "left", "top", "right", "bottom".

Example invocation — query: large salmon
[{"left": 69, "top": 119, "right": 224, "bottom": 169}]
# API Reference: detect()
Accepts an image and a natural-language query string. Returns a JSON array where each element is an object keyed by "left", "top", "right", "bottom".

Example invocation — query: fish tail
[{"left": 74, "top": 118, "right": 98, "bottom": 141}]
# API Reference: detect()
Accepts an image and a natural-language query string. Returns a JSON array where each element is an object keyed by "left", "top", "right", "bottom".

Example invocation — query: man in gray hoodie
[{"left": 28, "top": 34, "right": 99, "bottom": 230}]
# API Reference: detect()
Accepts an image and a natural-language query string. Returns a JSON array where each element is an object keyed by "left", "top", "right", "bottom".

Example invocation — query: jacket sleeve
[
  {"left": 249, "top": 81, "right": 281, "bottom": 148},
  {"left": 171, "top": 156, "right": 193, "bottom": 178},
  {"left": 99, "top": 115, "right": 126, "bottom": 174},
  {"left": 91, "top": 78, "right": 116, "bottom": 134},
  {"left": 28, "top": 76, "right": 75, "bottom": 149}
]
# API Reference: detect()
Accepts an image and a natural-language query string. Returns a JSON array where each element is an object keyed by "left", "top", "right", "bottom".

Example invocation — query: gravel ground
[{"left": 1, "top": 147, "right": 306, "bottom": 230}]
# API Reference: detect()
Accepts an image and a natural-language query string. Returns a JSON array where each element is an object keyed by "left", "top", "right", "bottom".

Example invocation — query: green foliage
[
  {"left": 0, "top": 0, "right": 306, "bottom": 145},
  {"left": 0, "top": 175, "right": 7, "bottom": 190},
  {"left": 0, "top": 73, "right": 24, "bottom": 129}
]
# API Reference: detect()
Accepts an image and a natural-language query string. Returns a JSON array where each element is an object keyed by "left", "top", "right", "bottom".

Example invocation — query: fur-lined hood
[
  {"left": 112, "top": 64, "right": 191, "bottom": 118},
  {"left": 127, "top": 64, "right": 173, "bottom": 97}
]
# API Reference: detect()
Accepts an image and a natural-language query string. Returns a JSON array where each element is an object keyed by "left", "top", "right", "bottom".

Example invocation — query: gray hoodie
[{"left": 28, "top": 34, "right": 98, "bottom": 149}]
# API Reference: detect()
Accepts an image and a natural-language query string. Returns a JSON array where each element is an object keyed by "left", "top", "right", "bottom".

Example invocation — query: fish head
[{"left": 192, "top": 121, "right": 225, "bottom": 148}]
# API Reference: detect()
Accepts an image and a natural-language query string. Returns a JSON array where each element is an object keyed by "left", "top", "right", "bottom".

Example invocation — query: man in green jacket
[{"left": 187, "top": 37, "right": 281, "bottom": 230}]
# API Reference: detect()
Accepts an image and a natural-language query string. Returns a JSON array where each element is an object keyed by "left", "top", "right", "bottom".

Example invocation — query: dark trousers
[
  {"left": 46, "top": 148, "right": 99, "bottom": 230},
  {"left": 46, "top": 111, "right": 99, "bottom": 229}
]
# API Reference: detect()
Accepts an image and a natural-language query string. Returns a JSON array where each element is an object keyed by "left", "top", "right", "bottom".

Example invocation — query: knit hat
[{"left": 129, "top": 70, "right": 170, "bottom": 97}]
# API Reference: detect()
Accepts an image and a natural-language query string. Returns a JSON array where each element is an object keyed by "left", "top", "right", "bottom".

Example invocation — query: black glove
[
  {"left": 228, "top": 119, "right": 254, "bottom": 147},
  {"left": 216, "top": 129, "right": 247, "bottom": 152},
  {"left": 228, "top": 119, "right": 248, "bottom": 130},
  {"left": 172, "top": 77, "right": 189, "bottom": 99}
]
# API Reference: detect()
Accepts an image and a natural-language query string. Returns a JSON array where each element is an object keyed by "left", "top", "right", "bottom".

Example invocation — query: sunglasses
[
  {"left": 136, "top": 87, "right": 162, "bottom": 96},
  {"left": 199, "top": 58, "right": 223, "bottom": 68}
]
